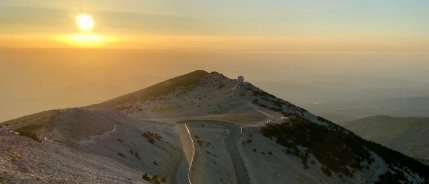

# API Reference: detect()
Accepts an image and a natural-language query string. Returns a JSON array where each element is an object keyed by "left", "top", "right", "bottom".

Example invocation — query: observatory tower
[{"left": 233, "top": 76, "right": 244, "bottom": 90}]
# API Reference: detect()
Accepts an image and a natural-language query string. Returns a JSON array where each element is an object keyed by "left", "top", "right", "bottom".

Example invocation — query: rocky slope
[
  {"left": 1, "top": 108, "right": 181, "bottom": 184},
  {"left": 1, "top": 70, "right": 429, "bottom": 184},
  {"left": 234, "top": 84, "right": 429, "bottom": 184}
]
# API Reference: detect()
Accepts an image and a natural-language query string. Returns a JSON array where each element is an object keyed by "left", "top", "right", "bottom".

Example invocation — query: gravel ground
[
  {"left": 0, "top": 108, "right": 182, "bottom": 184},
  {"left": 0, "top": 136, "right": 147, "bottom": 184}
]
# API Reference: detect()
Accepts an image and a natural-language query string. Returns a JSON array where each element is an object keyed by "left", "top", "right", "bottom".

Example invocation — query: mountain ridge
[{"left": 1, "top": 70, "right": 429, "bottom": 184}]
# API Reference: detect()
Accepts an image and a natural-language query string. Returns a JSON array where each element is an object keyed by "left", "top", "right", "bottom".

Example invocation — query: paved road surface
[
  {"left": 222, "top": 122, "right": 251, "bottom": 184},
  {"left": 172, "top": 123, "right": 194, "bottom": 184},
  {"left": 171, "top": 151, "right": 190, "bottom": 184},
  {"left": 174, "top": 120, "right": 250, "bottom": 184},
  {"left": 172, "top": 87, "right": 253, "bottom": 184}
]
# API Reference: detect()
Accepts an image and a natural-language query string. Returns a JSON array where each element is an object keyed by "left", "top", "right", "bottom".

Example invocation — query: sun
[{"left": 76, "top": 14, "right": 94, "bottom": 31}]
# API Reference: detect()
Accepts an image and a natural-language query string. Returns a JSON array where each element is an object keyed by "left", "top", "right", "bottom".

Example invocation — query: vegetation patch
[
  {"left": 143, "top": 131, "right": 163, "bottom": 145},
  {"left": 317, "top": 117, "right": 429, "bottom": 183},
  {"left": 193, "top": 135, "right": 205, "bottom": 146},
  {"left": 130, "top": 150, "right": 141, "bottom": 160},
  {"left": 261, "top": 115, "right": 373, "bottom": 177},
  {"left": 261, "top": 114, "right": 429, "bottom": 183},
  {"left": 152, "top": 106, "right": 180, "bottom": 113},
  {"left": 196, "top": 140, "right": 204, "bottom": 147},
  {"left": 118, "top": 152, "right": 126, "bottom": 158},
  {"left": 142, "top": 173, "right": 167, "bottom": 184}
]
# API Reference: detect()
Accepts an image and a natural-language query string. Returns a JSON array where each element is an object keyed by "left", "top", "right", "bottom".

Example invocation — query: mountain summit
[{"left": 0, "top": 70, "right": 428, "bottom": 184}]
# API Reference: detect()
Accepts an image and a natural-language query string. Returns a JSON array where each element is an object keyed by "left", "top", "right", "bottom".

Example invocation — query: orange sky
[{"left": 1, "top": 0, "right": 429, "bottom": 51}]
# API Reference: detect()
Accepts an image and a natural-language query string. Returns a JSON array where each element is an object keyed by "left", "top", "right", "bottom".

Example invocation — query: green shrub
[
  {"left": 143, "top": 173, "right": 151, "bottom": 180},
  {"left": 197, "top": 140, "right": 204, "bottom": 146},
  {"left": 143, "top": 131, "right": 162, "bottom": 144},
  {"left": 118, "top": 152, "right": 126, "bottom": 158},
  {"left": 135, "top": 152, "right": 141, "bottom": 160},
  {"left": 161, "top": 176, "right": 166, "bottom": 182},
  {"left": 261, "top": 115, "right": 372, "bottom": 178},
  {"left": 148, "top": 139, "right": 155, "bottom": 144},
  {"left": 261, "top": 113, "right": 429, "bottom": 182}
]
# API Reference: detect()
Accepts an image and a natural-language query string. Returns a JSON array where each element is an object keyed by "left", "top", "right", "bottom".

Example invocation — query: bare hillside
[
  {"left": 1, "top": 108, "right": 181, "bottom": 184},
  {"left": 2, "top": 70, "right": 429, "bottom": 184}
]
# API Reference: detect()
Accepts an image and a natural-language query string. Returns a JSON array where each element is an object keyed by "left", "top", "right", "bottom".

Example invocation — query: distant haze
[{"left": 1, "top": 49, "right": 429, "bottom": 122}]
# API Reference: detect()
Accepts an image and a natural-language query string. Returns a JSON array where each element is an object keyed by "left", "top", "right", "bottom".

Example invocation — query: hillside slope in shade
[{"left": 342, "top": 116, "right": 429, "bottom": 160}]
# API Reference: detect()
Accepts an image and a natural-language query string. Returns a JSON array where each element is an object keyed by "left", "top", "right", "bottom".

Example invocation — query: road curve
[
  {"left": 172, "top": 87, "right": 255, "bottom": 184},
  {"left": 222, "top": 121, "right": 251, "bottom": 184},
  {"left": 172, "top": 123, "right": 194, "bottom": 184},
  {"left": 171, "top": 151, "right": 190, "bottom": 184},
  {"left": 235, "top": 86, "right": 272, "bottom": 122},
  {"left": 175, "top": 120, "right": 250, "bottom": 184}
]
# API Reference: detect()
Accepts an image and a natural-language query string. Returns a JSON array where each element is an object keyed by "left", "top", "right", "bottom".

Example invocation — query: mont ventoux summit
[{"left": 0, "top": 70, "right": 428, "bottom": 184}]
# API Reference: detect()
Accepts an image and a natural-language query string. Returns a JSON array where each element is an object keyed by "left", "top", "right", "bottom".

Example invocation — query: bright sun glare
[
  {"left": 76, "top": 14, "right": 94, "bottom": 30},
  {"left": 57, "top": 14, "right": 113, "bottom": 45}
]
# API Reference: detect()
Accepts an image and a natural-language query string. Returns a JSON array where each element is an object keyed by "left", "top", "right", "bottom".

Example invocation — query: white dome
[{"left": 237, "top": 76, "right": 244, "bottom": 83}]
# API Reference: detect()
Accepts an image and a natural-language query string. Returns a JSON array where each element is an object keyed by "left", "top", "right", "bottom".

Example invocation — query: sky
[
  {"left": 1, "top": 1, "right": 429, "bottom": 122},
  {"left": 1, "top": 0, "right": 429, "bottom": 51}
]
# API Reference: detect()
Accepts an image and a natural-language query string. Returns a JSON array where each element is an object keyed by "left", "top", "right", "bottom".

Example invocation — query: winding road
[
  {"left": 171, "top": 151, "right": 191, "bottom": 184},
  {"left": 172, "top": 85, "right": 269, "bottom": 184},
  {"left": 172, "top": 123, "right": 194, "bottom": 184},
  {"left": 173, "top": 120, "right": 250, "bottom": 184},
  {"left": 222, "top": 121, "right": 251, "bottom": 184}
]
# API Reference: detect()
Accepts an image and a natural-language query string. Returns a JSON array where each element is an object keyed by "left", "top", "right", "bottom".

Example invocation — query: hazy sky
[
  {"left": 1, "top": 0, "right": 429, "bottom": 51},
  {"left": 1, "top": 1, "right": 429, "bottom": 122}
]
